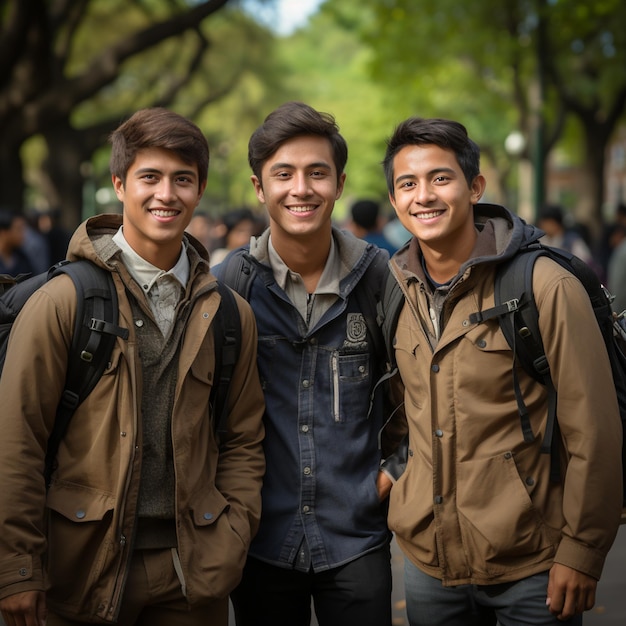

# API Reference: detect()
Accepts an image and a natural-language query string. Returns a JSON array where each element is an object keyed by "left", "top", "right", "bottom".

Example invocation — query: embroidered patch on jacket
[{"left": 347, "top": 313, "right": 367, "bottom": 343}]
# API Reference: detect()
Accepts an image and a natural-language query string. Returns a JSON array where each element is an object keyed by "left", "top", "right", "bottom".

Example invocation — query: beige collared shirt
[
  {"left": 112, "top": 227, "right": 189, "bottom": 336},
  {"left": 268, "top": 236, "right": 341, "bottom": 329}
]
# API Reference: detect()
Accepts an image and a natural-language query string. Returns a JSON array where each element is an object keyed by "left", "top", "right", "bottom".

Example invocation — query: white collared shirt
[{"left": 112, "top": 227, "right": 189, "bottom": 336}]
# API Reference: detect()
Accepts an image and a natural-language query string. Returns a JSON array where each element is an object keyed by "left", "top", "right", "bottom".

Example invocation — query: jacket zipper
[
  {"left": 107, "top": 344, "right": 140, "bottom": 621},
  {"left": 331, "top": 351, "right": 340, "bottom": 421}
]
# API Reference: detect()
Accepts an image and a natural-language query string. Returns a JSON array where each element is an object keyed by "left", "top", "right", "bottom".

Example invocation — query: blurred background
[
  {"left": 2, "top": 2, "right": 626, "bottom": 623},
  {"left": 0, "top": 0, "right": 624, "bottom": 286},
  {"left": 2, "top": 0, "right": 625, "bottom": 237}
]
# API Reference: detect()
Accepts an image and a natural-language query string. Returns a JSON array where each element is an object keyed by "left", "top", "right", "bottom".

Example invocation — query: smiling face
[
  {"left": 251, "top": 135, "right": 345, "bottom": 247},
  {"left": 389, "top": 143, "right": 485, "bottom": 258},
  {"left": 113, "top": 147, "right": 206, "bottom": 269}
]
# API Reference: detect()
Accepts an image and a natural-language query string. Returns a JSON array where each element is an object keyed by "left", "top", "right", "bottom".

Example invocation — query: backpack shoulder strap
[
  {"left": 472, "top": 248, "right": 561, "bottom": 480},
  {"left": 217, "top": 249, "right": 257, "bottom": 300},
  {"left": 352, "top": 249, "right": 389, "bottom": 366},
  {"left": 211, "top": 282, "right": 241, "bottom": 438},
  {"left": 377, "top": 269, "right": 405, "bottom": 374},
  {"left": 45, "top": 260, "right": 128, "bottom": 486}
]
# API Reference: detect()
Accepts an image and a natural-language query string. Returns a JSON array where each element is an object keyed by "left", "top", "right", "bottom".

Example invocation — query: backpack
[
  {"left": 378, "top": 244, "right": 626, "bottom": 505},
  {"left": 0, "top": 260, "right": 241, "bottom": 486}
]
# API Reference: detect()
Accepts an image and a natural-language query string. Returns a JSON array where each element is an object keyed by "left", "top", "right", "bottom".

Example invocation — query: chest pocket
[
  {"left": 330, "top": 352, "right": 370, "bottom": 423},
  {"left": 461, "top": 323, "right": 517, "bottom": 396}
]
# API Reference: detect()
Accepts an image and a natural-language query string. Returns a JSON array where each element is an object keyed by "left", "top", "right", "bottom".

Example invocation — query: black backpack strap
[
  {"left": 377, "top": 269, "right": 405, "bottom": 375},
  {"left": 211, "top": 282, "right": 241, "bottom": 438},
  {"left": 45, "top": 260, "right": 128, "bottom": 486},
  {"left": 216, "top": 249, "right": 257, "bottom": 300},
  {"left": 486, "top": 250, "right": 560, "bottom": 482},
  {"left": 352, "top": 249, "right": 389, "bottom": 365}
]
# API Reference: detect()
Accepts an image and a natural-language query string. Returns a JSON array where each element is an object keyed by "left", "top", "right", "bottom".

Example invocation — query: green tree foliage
[
  {"left": 0, "top": 0, "right": 277, "bottom": 226},
  {"left": 328, "top": 0, "right": 626, "bottom": 228}
]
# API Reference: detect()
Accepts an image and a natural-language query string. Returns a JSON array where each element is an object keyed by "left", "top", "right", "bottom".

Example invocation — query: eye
[{"left": 433, "top": 175, "right": 450, "bottom": 184}]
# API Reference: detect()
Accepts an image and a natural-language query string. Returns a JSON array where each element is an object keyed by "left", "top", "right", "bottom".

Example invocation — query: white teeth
[
  {"left": 417, "top": 211, "right": 442, "bottom": 219},
  {"left": 288, "top": 206, "right": 315, "bottom": 213},
  {"left": 151, "top": 209, "right": 178, "bottom": 217}
]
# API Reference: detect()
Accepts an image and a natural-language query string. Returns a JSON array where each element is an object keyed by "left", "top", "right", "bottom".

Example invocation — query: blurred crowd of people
[
  {"left": 0, "top": 207, "right": 72, "bottom": 278},
  {"left": 5, "top": 198, "right": 626, "bottom": 319}
]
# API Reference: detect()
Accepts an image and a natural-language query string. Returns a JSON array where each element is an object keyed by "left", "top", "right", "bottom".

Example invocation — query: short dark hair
[
  {"left": 383, "top": 117, "right": 480, "bottom": 196},
  {"left": 0, "top": 207, "right": 18, "bottom": 231},
  {"left": 248, "top": 101, "right": 348, "bottom": 182},
  {"left": 109, "top": 108, "right": 209, "bottom": 188},
  {"left": 351, "top": 200, "right": 380, "bottom": 230},
  {"left": 538, "top": 204, "right": 565, "bottom": 226}
]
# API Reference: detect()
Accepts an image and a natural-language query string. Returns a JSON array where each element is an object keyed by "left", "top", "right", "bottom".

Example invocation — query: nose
[
  {"left": 291, "top": 172, "right": 312, "bottom": 197},
  {"left": 154, "top": 179, "right": 176, "bottom": 203},
  {"left": 414, "top": 183, "right": 436, "bottom": 205}
]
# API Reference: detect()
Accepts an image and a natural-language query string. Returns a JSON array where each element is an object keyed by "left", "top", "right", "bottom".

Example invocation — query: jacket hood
[
  {"left": 66, "top": 213, "right": 211, "bottom": 269},
  {"left": 474, "top": 203, "right": 543, "bottom": 262}
]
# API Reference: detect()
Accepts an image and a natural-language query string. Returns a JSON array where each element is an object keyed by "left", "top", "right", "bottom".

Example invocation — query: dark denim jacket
[{"left": 215, "top": 230, "right": 391, "bottom": 571}]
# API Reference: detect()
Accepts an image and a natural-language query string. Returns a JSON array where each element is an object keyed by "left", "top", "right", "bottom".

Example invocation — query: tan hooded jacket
[
  {"left": 0, "top": 215, "right": 265, "bottom": 622},
  {"left": 387, "top": 204, "right": 622, "bottom": 586}
]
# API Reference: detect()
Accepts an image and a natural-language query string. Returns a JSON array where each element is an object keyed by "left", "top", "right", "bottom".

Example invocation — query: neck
[
  {"left": 420, "top": 229, "right": 477, "bottom": 284},
  {"left": 271, "top": 231, "right": 331, "bottom": 293}
]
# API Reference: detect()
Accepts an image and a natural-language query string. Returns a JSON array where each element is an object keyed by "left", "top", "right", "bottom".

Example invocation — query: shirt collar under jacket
[
  {"left": 267, "top": 233, "right": 342, "bottom": 328},
  {"left": 112, "top": 226, "right": 189, "bottom": 292}
]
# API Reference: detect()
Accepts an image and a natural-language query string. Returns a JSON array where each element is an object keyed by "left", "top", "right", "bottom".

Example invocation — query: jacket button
[
  {"left": 477, "top": 339, "right": 486, "bottom": 348},
  {"left": 76, "top": 510, "right": 86, "bottom": 519},
  {"left": 435, "top": 429, "right": 443, "bottom": 437},
  {"left": 18, "top": 568, "right": 27, "bottom": 577},
  {"left": 302, "top": 379, "right": 310, "bottom": 388},
  {"left": 203, "top": 512, "right": 213, "bottom": 520},
  {"left": 135, "top": 319, "right": 144, "bottom": 328},
  {"left": 525, "top": 477, "right": 535, "bottom": 486},
  {"left": 504, "top": 451, "right": 513, "bottom": 459},
  {"left": 303, "top": 467, "right": 311, "bottom": 475},
  {"left": 432, "top": 364, "right": 440, "bottom": 373},
  {"left": 434, "top": 496, "right": 443, "bottom": 504}
]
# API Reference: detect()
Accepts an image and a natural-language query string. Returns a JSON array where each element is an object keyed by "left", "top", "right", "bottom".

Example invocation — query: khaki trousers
[{"left": 48, "top": 548, "right": 229, "bottom": 626}]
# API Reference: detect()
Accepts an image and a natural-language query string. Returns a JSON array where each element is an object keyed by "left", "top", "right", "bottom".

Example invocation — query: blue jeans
[{"left": 404, "top": 558, "right": 583, "bottom": 626}]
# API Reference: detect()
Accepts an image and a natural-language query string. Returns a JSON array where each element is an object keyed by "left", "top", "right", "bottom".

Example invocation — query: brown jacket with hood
[
  {"left": 387, "top": 204, "right": 622, "bottom": 586},
  {"left": 0, "top": 214, "right": 265, "bottom": 622}
]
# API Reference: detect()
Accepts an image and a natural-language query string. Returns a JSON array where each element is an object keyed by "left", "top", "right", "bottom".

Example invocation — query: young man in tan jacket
[
  {"left": 381, "top": 116, "right": 623, "bottom": 625},
  {"left": 0, "top": 108, "right": 265, "bottom": 626}
]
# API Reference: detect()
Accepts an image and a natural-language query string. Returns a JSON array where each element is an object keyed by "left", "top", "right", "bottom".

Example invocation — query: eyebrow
[
  {"left": 394, "top": 167, "right": 457, "bottom": 186},
  {"left": 268, "top": 161, "right": 333, "bottom": 172},
  {"left": 134, "top": 167, "right": 197, "bottom": 178}
]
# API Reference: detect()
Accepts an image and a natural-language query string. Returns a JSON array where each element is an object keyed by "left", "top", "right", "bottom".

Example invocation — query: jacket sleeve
[
  {"left": 213, "top": 292, "right": 265, "bottom": 543},
  {"left": 0, "top": 279, "right": 75, "bottom": 600},
  {"left": 535, "top": 257, "right": 623, "bottom": 579}
]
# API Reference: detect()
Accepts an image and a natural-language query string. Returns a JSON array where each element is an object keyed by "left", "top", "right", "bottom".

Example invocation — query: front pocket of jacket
[
  {"left": 330, "top": 351, "right": 370, "bottom": 422},
  {"left": 456, "top": 452, "right": 555, "bottom": 570},
  {"left": 46, "top": 483, "right": 116, "bottom": 601}
]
